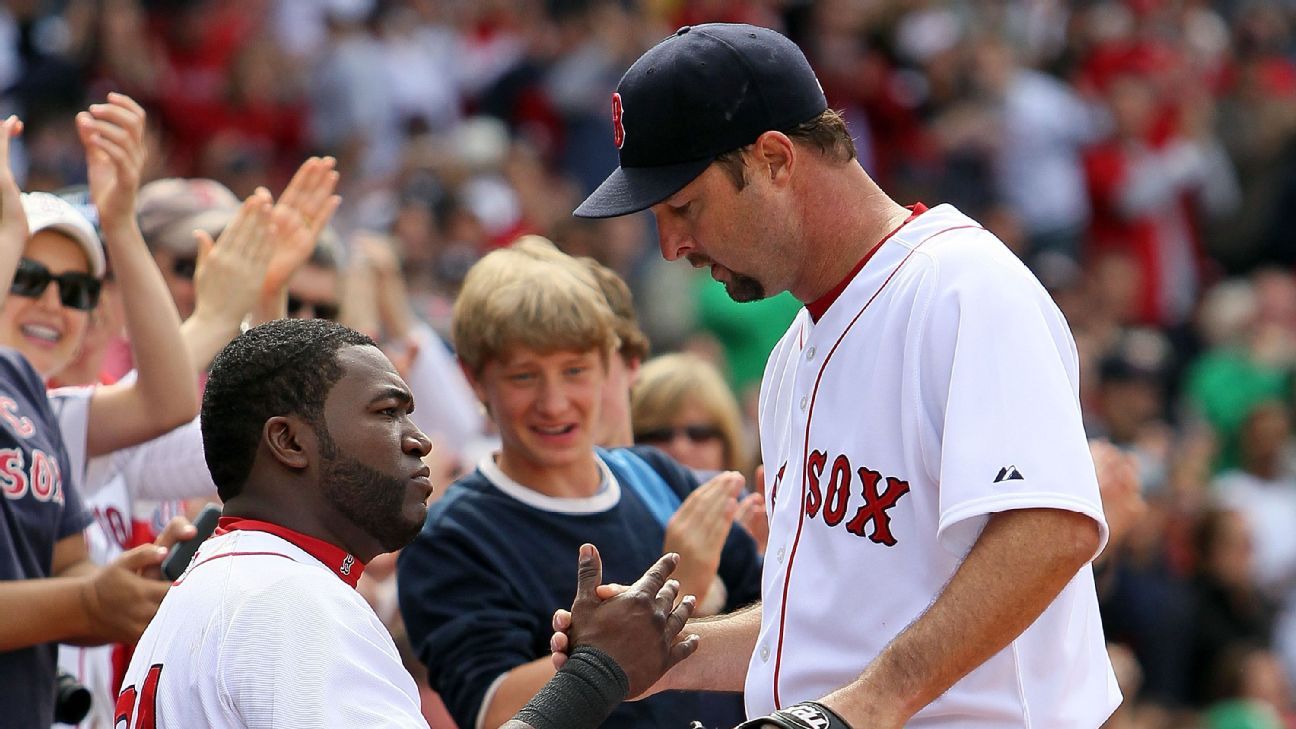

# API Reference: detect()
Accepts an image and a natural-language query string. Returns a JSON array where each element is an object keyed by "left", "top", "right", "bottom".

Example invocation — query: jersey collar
[
  {"left": 216, "top": 517, "right": 365, "bottom": 589},
  {"left": 806, "top": 203, "right": 928, "bottom": 322}
]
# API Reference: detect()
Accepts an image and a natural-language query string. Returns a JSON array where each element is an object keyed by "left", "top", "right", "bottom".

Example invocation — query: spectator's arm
[
  {"left": 0, "top": 115, "right": 25, "bottom": 302},
  {"left": 76, "top": 94, "right": 197, "bottom": 456},
  {"left": 0, "top": 532, "right": 168, "bottom": 650},
  {"left": 249, "top": 157, "right": 340, "bottom": 325},
  {"left": 181, "top": 191, "right": 275, "bottom": 371}
]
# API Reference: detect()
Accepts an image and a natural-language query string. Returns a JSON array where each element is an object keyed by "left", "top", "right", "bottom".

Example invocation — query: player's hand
[
  {"left": 75, "top": 92, "right": 147, "bottom": 230},
  {"left": 556, "top": 544, "right": 699, "bottom": 699},
  {"left": 261, "top": 156, "right": 341, "bottom": 298},
  {"left": 1090, "top": 439, "right": 1145, "bottom": 556},
  {"left": 663, "top": 470, "right": 744, "bottom": 604},
  {"left": 190, "top": 189, "right": 276, "bottom": 327},
  {"left": 79, "top": 543, "right": 172, "bottom": 643}
]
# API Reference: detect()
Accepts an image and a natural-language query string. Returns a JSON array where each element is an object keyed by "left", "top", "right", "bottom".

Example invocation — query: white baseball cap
[{"left": 20, "top": 192, "right": 106, "bottom": 278}]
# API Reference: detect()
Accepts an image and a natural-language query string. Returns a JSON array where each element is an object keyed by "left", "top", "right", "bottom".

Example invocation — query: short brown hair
[
  {"left": 631, "top": 353, "right": 749, "bottom": 473},
  {"left": 579, "top": 258, "right": 650, "bottom": 363},
  {"left": 713, "top": 108, "right": 857, "bottom": 190},
  {"left": 452, "top": 243, "right": 619, "bottom": 374},
  {"left": 511, "top": 235, "right": 650, "bottom": 363}
]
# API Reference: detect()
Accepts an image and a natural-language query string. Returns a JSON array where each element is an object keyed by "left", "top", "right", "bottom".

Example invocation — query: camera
[{"left": 53, "top": 671, "right": 91, "bottom": 724}]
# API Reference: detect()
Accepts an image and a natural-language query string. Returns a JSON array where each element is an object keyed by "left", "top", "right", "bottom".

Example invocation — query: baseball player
[
  {"left": 114, "top": 319, "right": 700, "bottom": 729},
  {"left": 55, "top": 163, "right": 339, "bottom": 728},
  {"left": 565, "top": 23, "right": 1121, "bottom": 728}
]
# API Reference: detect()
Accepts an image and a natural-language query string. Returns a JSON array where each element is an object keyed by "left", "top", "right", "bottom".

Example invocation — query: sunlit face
[
  {"left": 470, "top": 347, "right": 605, "bottom": 487},
  {"left": 650, "top": 159, "right": 800, "bottom": 303},
  {"left": 318, "top": 345, "right": 433, "bottom": 554},
  {"left": 637, "top": 400, "right": 727, "bottom": 473},
  {"left": 0, "top": 230, "right": 93, "bottom": 377}
]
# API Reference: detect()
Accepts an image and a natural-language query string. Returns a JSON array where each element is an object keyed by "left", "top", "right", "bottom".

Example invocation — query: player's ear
[
  {"left": 264, "top": 415, "right": 310, "bottom": 471},
  {"left": 751, "top": 131, "right": 795, "bottom": 187}
]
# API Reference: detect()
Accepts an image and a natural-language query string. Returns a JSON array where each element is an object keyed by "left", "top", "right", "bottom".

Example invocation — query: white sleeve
[
  {"left": 113, "top": 416, "right": 217, "bottom": 502},
  {"left": 219, "top": 575, "right": 426, "bottom": 728},
  {"left": 918, "top": 251, "right": 1107, "bottom": 557},
  {"left": 47, "top": 385, "right": 94, "bottom": 485},
  {"left": 403, "top": 320, "right": 487, "bottom": 457}
]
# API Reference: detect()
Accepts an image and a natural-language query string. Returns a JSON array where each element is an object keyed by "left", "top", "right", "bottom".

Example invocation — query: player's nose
[
  {"left": 652, "top": 211, "right": 693, "bottom": 262},
  {"left": 403, "top": 426, "right": 432, "bottom": 459}
]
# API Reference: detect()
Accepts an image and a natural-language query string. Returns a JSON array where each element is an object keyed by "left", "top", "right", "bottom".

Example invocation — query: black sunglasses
[
  {"left": 286, "top": 294, "right": 340, "bottom": 321},
  {"left": 636, "top": 425, "right": 724, "bottom": 445},
  {"left": 10, "top": 258, "right": 101, "bottom": 311}
]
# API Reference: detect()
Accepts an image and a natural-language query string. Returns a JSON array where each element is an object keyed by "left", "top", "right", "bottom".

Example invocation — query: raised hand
[
  {"left": 75, "top": 92, "right": 147, "bottom": 230},
  {"left": 662, "top": 470, "right": 745, "bottom": 607},
  {"left": 192, "top": 189, "right": 276, "bottom": 327},
  {"left": 560, "top": 545, "right": 699, "bottom": 699},
  {"left": 0, "top": 115, "right": 26, "bottom": 293},
  {"left": 261, "top": 156, "right": 341, "bottom": 298}
]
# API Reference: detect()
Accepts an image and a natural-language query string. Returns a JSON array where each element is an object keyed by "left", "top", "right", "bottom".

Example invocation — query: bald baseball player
[
  {"left": 115, "top": 318, "right": 700, "bottom": 728},
  {"left": 561, "top": 23, "right": 1121, "bottom": 729}
]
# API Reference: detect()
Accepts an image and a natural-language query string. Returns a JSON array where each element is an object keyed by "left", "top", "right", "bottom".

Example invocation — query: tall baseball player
[
  {"left": 563, "top": 23, "right": 1121, "bottom": 728},
  {"left": 115, "top": 319, "right": 702, "bottom": 729}
]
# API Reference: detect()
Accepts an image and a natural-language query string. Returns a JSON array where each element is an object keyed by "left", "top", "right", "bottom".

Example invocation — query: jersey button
[
  {"left": 799, "top": 395, "right": 808, "bottom": 411},
  {"left": 760, "top": 644, "right": 770, "bottom": 661},
  {"left": 806, "top": 346, "right": 816, "bottom": 361}
]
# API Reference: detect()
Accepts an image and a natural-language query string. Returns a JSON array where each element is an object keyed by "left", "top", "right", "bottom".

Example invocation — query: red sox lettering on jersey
[
  {"left": 747, "top": 204, "right": 1120, "bottom": 727},
  {"left": 0, "top": 394, "right": 64, "bottom": 505}
]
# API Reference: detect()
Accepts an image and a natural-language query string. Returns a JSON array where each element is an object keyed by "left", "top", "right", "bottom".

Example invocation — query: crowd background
[{"left": 9, "top": 0, "right": 1296, "bottom": 727}]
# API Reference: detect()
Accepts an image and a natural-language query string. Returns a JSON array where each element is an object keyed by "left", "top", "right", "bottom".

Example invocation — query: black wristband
[
  {"left": 512, "top": 647, "right": 630, "bottom": 729},
  {"left": 735, "top": 701, "right": 852, "bottom": 729}
]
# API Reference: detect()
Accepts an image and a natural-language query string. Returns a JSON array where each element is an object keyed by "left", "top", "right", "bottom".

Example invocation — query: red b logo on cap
[{"left": 611, "top": 93, "right": 625, "bottom": 149}]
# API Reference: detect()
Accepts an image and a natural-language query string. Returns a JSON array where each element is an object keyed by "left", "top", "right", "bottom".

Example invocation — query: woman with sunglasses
[
  {"left": 0, "top": 95, "right": 204, "bottom": 726},
  {"left": 631, "top": 353, "right": 751, "bottom": 477},
  {"left": 5, "top": 94, "right": 198, "bottom": 455}
]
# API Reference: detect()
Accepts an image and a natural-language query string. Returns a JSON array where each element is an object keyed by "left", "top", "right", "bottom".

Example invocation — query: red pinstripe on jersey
[{"left": 770, "top": 220, "right": 984, "bottom": 709}]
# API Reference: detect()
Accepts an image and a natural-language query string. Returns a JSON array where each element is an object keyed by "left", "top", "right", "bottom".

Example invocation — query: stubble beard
[
  {"left": 318, "top": 430, "right": 423, "bottom": 553},
  {"left": 723, "top": 271, "right": 767, "bottom": 302}
]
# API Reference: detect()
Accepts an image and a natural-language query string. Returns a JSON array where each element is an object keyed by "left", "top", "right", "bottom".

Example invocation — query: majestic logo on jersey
[
  {"left": 340, "top": 554, "right": 355, "bottom": 575},
  {"left": 0, "top": 447, "right": 64, "bottom": 504},
  {"left": 805, "top": 449, "right": 910, "bottom": 546},
  {"left": 994, "top": 465, "right": 1025, "bottom": 483},
  {"left": 611, "top": 93, "right": 625, "bottom": 149}
]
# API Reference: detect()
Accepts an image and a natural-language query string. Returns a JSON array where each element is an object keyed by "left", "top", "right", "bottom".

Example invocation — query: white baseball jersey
[
  {"left": 747, "top": 204, "right": 1120, "bottom": 726},
  {"left": 115, "top": 518, "right": 426, "bottom": 728}
]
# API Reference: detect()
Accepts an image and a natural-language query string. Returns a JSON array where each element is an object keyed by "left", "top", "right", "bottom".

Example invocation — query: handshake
[{"left": 542, "top": 547, "right": 854, "bottom": 729}]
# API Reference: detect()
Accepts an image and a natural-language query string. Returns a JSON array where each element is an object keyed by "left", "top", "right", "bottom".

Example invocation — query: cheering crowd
[{"left": 1, "top": 0, "right": 1296, "bottom": 728}]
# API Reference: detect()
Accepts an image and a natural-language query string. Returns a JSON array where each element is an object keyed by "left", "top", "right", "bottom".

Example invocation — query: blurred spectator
[
  {"left": 1188, "top": 508, "right": 1278, "bottom": 707},
  {"left": 1083, "top": 69, "right": 1239, "bottom": 328},
  {"left": 1187, "top": 272, "right": 1296, "bottom": 472},
  {"left": 631, "top": 352, "right": 750, "bottom": 477}
]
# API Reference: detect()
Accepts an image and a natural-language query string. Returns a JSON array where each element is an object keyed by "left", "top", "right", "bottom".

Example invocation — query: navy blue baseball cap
[{"left": 574, "top": 23, "right": 828, "bottom": 219}]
